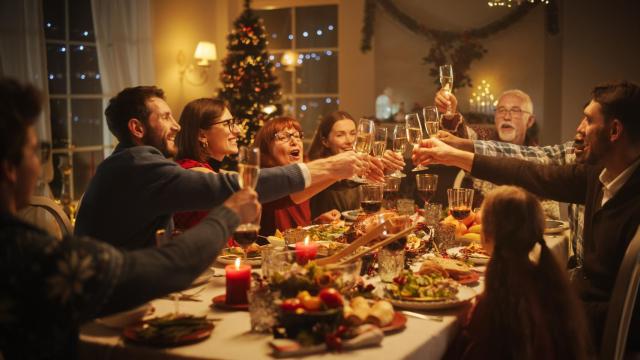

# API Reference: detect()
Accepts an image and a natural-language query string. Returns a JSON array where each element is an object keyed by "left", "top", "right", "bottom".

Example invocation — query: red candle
[
  {"left": 225, "top": 258, "right": 251, "bottom": 305},
  {"left": 295, "top": 236, "right": 318, "bottom": 265}
]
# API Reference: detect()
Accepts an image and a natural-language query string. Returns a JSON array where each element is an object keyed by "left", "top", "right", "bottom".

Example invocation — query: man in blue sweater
[{"left": 75, "top": 86, "right": 379, "bottom": 249}]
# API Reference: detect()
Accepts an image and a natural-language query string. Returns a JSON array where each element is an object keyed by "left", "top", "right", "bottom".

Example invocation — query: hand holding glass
[
  {"left": 235, "top": 146, "right": 261, "bottom": 258},
  {"left": 439, "top": 64, "right": 454, "bottom": 114},
  {"left": 390, "top": 124, "right": 407, "bottom": 178}
]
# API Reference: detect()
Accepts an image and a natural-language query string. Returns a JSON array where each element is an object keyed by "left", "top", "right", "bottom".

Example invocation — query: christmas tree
[{"left": 218, "top": 0, "right": 282, "bottom": 147}]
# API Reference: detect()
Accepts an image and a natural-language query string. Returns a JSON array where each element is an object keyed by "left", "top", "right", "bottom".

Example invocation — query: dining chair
[
  {"left": 601, "top": 225, "right": 640, "bottom": 360},
  {"left": 28, "top": 195, "right": 74, "bottom": 237}
]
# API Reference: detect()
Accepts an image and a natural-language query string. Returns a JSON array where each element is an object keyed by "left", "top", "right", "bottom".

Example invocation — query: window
[
  {"left": 255, "top": 4, "right": 339, "bottom": 138},
  {"left": 43, "top": 0, "right": 110, "bottom": 201}
]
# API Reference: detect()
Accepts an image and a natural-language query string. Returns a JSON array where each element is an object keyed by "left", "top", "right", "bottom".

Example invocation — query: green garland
[{"left": 361, "top": 0, "right": 559, "bottom": 88}]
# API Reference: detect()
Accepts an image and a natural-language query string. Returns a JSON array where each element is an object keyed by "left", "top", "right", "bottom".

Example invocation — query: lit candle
[
  {"left": 225, "top": 257, "right": 251, "bottom": 305},
  {"left": 295, "top": 236, "right": 318, "bottom": 265}
]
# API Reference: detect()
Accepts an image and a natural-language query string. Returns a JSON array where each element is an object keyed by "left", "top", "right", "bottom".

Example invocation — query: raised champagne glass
[
  {"left": 447, "top": 188, "right": 474, "bottom": 221},
  {"left": 423, "top": 106, "right": 440, "bottom": 138},
  {"left": 234, "top": 146, "right": 260, "bottom": 259},
  {"left": 405, "top": 113, "right": 426, "bottom": 171},
  {"left": 391, "top": 124, "right": 407, "bottom": 178},
  {"left": 439, "top": 64, "right": 454, "bottom": 114},
  {"left": 352, "top": 118, "right": 375, "bottom": 183},
  {"left": 372, "top": 127, "right": 387, "bottom": 159}
]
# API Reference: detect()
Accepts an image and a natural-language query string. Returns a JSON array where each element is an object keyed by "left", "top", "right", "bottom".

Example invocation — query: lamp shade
[{"left": 194, "top": 41, "right": 217, "bottom": 66}]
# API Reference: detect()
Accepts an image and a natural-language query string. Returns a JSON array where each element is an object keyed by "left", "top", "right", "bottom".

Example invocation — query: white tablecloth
[{"left": 79, "top": 233, "right": 567, "bottom": 360}]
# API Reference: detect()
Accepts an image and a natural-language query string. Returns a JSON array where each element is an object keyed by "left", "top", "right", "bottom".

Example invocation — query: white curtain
[
  {"left": 91, "top": 0, "right": 155, "bottom": 94},
  {"left": 0, "top": 0, "right": 50, "bottom": 142}
]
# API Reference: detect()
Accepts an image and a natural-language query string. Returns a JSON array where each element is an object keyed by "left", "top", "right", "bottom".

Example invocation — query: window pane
[
  {"left": 255, "top": 8, "right": 292, "bottom": 50},
  {"left": 73, "top": 151, "right": 103, "bottom": 199},
  {"left": 50, "top": 153, "right": 70, "bottom": 198},
  {"left": 296, "top": 97, "right": 339, "bottom": 136},
  {"left": 46, "top": 44, "right": 67, "bottom": 94},
  {"left": 295, "top": 6, "right": 337, "bottom": 49},
  {"left": 69, "top": 0, "right": 95, "bottom": 41},
  {"left": 296, "top": 50, "right": 337, "bottom": 94},
  {"left": 50, "top": 99, "right": 69, "bottom": 148},
  {"left": 70, "top": 45, "right": 101, "bottom": 94},
  {"left": 43, "top": 0, "right": 65, "bottom": 40},
  {"left": 271, "top": 55, "right": 292, "bottom": 94},
  {"left": 71, "top": 99, "right": 103, "bottom": 147}
]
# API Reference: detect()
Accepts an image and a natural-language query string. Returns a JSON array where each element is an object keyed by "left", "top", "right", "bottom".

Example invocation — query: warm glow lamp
[{"left": 194, "top": 41, "right": 217, "bottom": 66}]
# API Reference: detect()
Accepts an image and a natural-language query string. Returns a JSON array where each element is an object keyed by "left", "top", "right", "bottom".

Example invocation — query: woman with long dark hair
[{"left": 446, "top": 186, "right": 591, "bottom": 359}]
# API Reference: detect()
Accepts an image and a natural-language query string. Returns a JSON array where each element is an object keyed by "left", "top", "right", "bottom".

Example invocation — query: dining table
[{"left": 78, "top": 229, "right": 569, "bottom": 360}]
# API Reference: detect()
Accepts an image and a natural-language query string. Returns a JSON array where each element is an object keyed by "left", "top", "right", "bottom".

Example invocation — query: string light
[
  {"left": 469, "top": 80, "right": 497, "bottom": 114},
  {"left": 488, "top": 0, "right": 549, "bottom": 7}
]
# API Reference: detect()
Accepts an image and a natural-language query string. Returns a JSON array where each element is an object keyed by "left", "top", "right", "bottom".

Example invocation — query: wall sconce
[
  {"left": 281, "top": 50, "right": 300, "bottom": 72},
  {"left": 178, "top": 41, "right": 217, "bottom": 86}
]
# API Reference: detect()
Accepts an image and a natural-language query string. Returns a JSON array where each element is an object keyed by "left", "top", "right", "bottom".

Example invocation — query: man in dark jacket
[{"left": 413, "top": 80, "right": 640, "bottom": 351}]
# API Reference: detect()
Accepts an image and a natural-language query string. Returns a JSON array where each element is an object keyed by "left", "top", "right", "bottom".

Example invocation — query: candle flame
[{"left": 235, "top": 257, "right": 241, "bottom": 269}]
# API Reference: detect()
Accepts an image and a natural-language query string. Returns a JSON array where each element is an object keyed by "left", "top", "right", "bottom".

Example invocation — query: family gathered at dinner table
[{"left": 1, "top": 74, "right": 639, "bottom": 360}]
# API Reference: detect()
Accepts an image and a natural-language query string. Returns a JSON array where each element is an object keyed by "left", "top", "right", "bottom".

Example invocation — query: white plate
[
  {"left": 447, "top": 246, "right": 490, "bottom": 265},
  {"left": 387, "top": 286, "right": 477, "bottom": 310},
  {"left": 217, "top": 255, "right": 262, "bottom": 266}
]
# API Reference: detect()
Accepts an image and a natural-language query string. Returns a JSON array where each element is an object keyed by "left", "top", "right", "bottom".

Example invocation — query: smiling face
[
  {"left": 143, "top": 97, "right": 181, "bottom": 157},
  {"left": 323, "top": 119, "right": 356, "bottom": 155},
  {"left": 576, "top": 100, "right": 612, "bottom": 166},
  {"left": 200, "top": 108, "right": 239, "bottom": 161},
  {"left": 494, "top": 93, "right": 535, "bottom": 145},
  {"left": 270, "top": 127, "right": 304, "bottom": 165}
]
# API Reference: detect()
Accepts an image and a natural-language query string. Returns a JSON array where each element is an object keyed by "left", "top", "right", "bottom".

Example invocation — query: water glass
[
  {"left": 435, "top": 222, "right": 457, "bottom": 251},
  {"left": 378, "top": 246, "right": 405, "bottom": 282},
  {"left": 248, "top": 283, "right": 278, "bottom": 333},
  {"left": 261, "top": 248, "right": 297, "bottom": 279},
  {"left": 423, "top": 203, "right": 443, "bottom": 227},
  {"left": 396, "top": 198, "right": 415, "bottom": 216}
]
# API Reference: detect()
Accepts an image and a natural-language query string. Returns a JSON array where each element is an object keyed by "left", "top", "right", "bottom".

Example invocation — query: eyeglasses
[
  {"left": 495, "top": 107, "right": 531, "bottom": 118},
  {"left": 212, "top": 118, "right": 238, "bottom": 132},
  {"left": 274, "top": 131, "right": 304, "bottom": 142}
]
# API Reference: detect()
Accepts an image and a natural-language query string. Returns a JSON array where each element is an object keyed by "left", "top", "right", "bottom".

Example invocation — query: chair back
[
  {"left": 601, "top": 225, "right": 640, "bottom": 360},
  {"left": 28, "top": 196, "right": 73, "bottom": 237}
]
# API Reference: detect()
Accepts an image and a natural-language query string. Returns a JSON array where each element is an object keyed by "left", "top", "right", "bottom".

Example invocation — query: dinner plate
[
  {"left": 216, "top": 255, "right": 262, "bottom": 266},
  {"left": 446, "top": 246, "right": 490, "bottom": 265},
  {"left": 123, "top": 318, "right": 214, "bottom": 347},
  {"left": 387, "top": 286, "right": 476, "bottom": 310},
  {"left": 380, "top": 312, "right": 407, "bottom": 334},
  {"left": 544, "top": 219, "right": 568, "bottom": 234}
]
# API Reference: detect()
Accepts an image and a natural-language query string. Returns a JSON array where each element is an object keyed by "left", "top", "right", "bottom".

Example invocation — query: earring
[{"left": 201, "top": 140, "right": 209, "bottom": 149}]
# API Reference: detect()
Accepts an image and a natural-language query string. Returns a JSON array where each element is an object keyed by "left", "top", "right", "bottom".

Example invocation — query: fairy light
[{"left": 469, "top": 80, "right": 496, "bottom": 114}]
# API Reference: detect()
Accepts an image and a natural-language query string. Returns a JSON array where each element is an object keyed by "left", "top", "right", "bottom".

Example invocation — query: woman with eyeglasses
[
  {"left": 254, "top": 117, "right": 343, "bottom": 236},
  {"left": 173, "top": 98, "right": 240, "bottom": 230}
]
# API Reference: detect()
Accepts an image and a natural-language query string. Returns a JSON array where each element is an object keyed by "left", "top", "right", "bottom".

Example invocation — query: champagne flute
[
  {"left": 352, "top": 118, "right": 375, "bottom": 183},
  {"left": 235, "top": 146, "right": 260, "bottom": 259},
  {"left": 416, "top": 174, "right": 438, "bottom": 206},
  {"left": 391, "top": 124, "right": 407, "bottom": 178},
  {"left": 405, "top": 113, "right": 426, "bottom": 171},
  {"left": 372, "top": 127, "right": 387, "bottom": 159},
  {"left": 423, "top": 106, "right": 440, "bottom": 138},
  {"left": 439, "top": 64, "right": 454, "bottom": 115}
]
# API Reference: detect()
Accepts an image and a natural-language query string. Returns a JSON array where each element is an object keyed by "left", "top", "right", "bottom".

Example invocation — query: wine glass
[
  {"left": 439, "top": 64, "right": 454, "bottom": 114},
  {"left": 235, "top": 146, "right": 261, "bottom": 259},
  {"left": 382, "top": 175, "right": 401, "bottom": 210},
  {"left": 391, "top": 124, "right": 407, "bottom": 178},
  {"left": 447, "top": 188, "right": 474, "bottom": 221},
  {"left": 372, "top": 127, "right": 387, "bottom": 159},
  {"left": 405, "top": 113, "right": 426, "bottom": 171},
  {"left": 359, "top": 183, "right": 383, "bottom": 214},
  {"left": 423, "top": 106, "right": 440, "bottom": 138},
  {"left": 416, "top": 174, "right": 438, "bottom": 206},
  {"left": 352, "top": 118, "right": 375, "bottom": 182}
]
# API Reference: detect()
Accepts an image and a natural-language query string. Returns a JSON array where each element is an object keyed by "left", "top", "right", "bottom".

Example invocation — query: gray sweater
[{"left": 75, "top": 144, "right": 306, "bottom": 249}]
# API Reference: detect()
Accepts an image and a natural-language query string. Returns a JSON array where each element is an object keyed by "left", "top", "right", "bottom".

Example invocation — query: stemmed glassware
[
  {"left": 439, "top": 64, "right": 454, "bottom": 115},
  {"left": 372, "top": 127, "right": 387, "bottom": 159},
  {"left": 390, "top": 124, "right": 407, "bottom": 178},
  {"left": 359, "top": 183, "right": 383, "bottom": 214},
  {"left": 405, "top": 113, "right": 426, "bottom": 172},
  {"left": 423, "top": 106, "right": 440, "bottom": 138},
  {"left": 447, "top": 188, "right": 474, "bottom": 221},
  {"left": 416, "top": 174, "right": 438, "bottom": 206},
  {"left": 234, "top": 146, "right": 261, "bottom": 259},
  {"left": 352, "top": 118, "right": 375, "bottom": 183}
]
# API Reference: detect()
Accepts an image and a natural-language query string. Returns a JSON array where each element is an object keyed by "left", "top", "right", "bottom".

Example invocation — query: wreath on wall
[{"left": 361, "top": 0, "right": 559, "bottom": 89}]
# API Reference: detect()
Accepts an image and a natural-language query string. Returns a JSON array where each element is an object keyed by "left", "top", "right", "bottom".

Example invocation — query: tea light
[
  {"left": 225, "top": 257, "right": 251, "bottom": 305},
  {"left": 295, "top": 236, "right": 318, "bottom": 265}
]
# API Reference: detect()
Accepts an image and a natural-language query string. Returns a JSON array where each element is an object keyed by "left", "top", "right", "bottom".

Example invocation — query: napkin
[{"left": 269, "top": 324, "right": 384, "bottom": 358}]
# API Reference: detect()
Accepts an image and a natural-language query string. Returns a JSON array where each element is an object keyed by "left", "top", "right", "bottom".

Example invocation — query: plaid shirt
[{"left": 472, "top": 140, "right": 584, "bottom": 268}]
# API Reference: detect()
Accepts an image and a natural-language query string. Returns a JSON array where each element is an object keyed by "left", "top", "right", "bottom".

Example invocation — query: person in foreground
[
  {"left": 414, "top": 81, "right": 640, "bottom": 351},
  {"left": 75, "top": 88, "right": 382, "bottom": 250},
  {"left": 445, "top": 186, "right": 590, "bottom": 359},
  {"left": 0, "top": 78, "right": 260, "bottom": 359}
]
